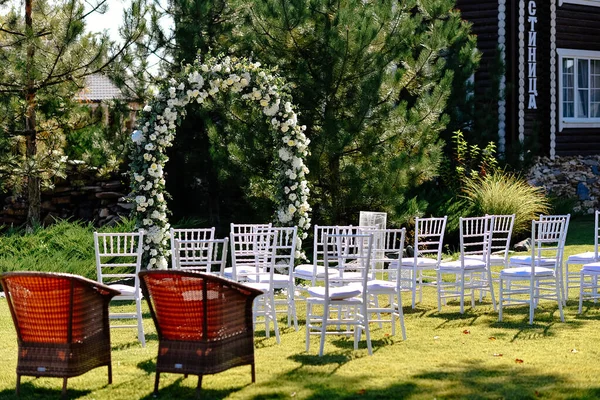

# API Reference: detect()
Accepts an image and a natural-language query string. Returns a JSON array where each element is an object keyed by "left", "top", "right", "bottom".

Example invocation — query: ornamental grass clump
[{"left": 462, "top": 171, "right": 550, "bottom": 236}]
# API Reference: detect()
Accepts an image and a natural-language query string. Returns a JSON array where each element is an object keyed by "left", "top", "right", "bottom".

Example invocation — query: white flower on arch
[{"left": 129, "top": 54, "right": 311, "bottom": 269}]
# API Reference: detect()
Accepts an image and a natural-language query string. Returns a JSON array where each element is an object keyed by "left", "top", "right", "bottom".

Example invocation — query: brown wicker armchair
[
  {"left": 0, "top": 271, "right": 120, "bottom": 398},
  {"left": 139, "top": 270, "right": 262, "bottom": 396}
]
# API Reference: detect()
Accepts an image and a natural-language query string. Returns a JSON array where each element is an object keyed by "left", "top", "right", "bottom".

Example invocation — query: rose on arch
[{"left": 129, "top": 54, "right": 311, "bottom": 269}]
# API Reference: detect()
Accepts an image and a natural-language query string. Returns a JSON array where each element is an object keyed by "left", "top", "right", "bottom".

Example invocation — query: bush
[
  {"left": 0, "top": 218, "right": 136, "bottom": 279},
  {"left": 462, "top": 171, "right": 550, "bottom": 236},
  {"left": 548, "top": 194, "right": 579, "bottom": 216}
]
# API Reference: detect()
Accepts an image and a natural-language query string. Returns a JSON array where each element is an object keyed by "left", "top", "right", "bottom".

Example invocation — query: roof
[{"left": 76, "top": 74, "right": 124, "bottom": 102}]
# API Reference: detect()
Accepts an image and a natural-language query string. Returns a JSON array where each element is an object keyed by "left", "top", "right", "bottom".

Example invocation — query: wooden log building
[{"left": 456, "top": 0, "right": 600, "bottom": 157}]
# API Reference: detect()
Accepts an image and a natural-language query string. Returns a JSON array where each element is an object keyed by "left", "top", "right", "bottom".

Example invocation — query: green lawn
[{"left": 2, "top": 217, "right": 600, "bottom": 399}]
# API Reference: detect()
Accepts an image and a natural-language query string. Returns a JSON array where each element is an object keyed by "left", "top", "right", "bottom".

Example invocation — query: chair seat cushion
[
  {"left": 509, "top": 256, "right": 556, "bottom": 267},
  {"left": 366, "top": 279, "right": 396, "bottom": 293},
  {"left": 306, "top": 285, "right": 362, "bottom": 300},
  {"left": 439, "top": 259, "right": 486, "bottom": 271},
  {"left": 223, "top": 266, "right": 258, "bottom": 279},
  {"left": 582, "top": 262, "right": 600, "bottom": 273},
  {"left": 489, "top": 254, "right": 508, "bottom": 266},
  {"left": 400, "top": 257, "right": 438, "bottom": 268},
  {"left": 466, "top": 254, "right": 506, "bottom": 266},
  {"left": 294, "top": 264, "right": 339, "bottom": 279},
  {"left": 261, "top": 273, "right": 290, "bottom": 285},
  {"left": 500, "top": 266, "right": 554, "bottom": 278},
  {"left": 568, "top": 252, "right": 598, "bottom": 263},
  {"left": 109, "top": 283, "right": 139, "bottom": 297},
  {"left": 339, "top": 271, "right": 363, "bottom": 280},
  {"left": 243, "top": 282, "right": 270, "bottom": 293}
]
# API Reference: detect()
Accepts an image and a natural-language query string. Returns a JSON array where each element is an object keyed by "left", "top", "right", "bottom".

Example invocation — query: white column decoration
[
  {"left": 518, "top": 0, "right": 526, "bottom": 149},
  {"left": 498, "top": 0, "right": 507, "bottom": 155},
  {"left": 550, "top": 0, "right": 557, "bottom": 159}
]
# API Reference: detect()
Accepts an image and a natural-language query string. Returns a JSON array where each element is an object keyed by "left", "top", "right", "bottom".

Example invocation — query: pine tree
[
  {"left": 241, "top": 0, "right": 479, "bottom": 224},
  {"left": 0, "top": 0, "right": 146, "bottom": 227},
  {"left": 146, "top": 0, "right": 262, "bottom": 228}
]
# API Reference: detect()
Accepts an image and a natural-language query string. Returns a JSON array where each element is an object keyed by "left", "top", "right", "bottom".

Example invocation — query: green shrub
[
  {"left": 0, "top": 218, "right": 136, "bottom": 279},
  {"left": 548, "top": 194, "right": 579, "bottom": 216},
  {"left": 462, "top": 171, "right": 550, "bottom": 236}
]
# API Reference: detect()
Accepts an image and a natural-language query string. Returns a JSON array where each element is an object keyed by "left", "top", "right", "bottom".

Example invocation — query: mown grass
[{"left": 1, "top": 216, "right": 600, "bottom": 399}]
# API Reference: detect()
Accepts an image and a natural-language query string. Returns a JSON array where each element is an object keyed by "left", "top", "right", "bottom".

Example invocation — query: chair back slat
[
  {"left": 530, "top": 217, "right": 569, "bottom": 273},
  {"left": 323, "top": 233, "right": 373, "bottom": 289},
  {"left": 368, "top": 228, "right": 406, "bottom": 278},
  {"left": 487, "top": 214, "right": 515, "bottom": 262},
  {"left": 272, "top": 226, "right": 298, "bottom": 275},
  {"left": 170, "top": 228, "right": 215, "bottom": 269},
  {"left": 173, "top": 238, "right": 229, "bottom": 275},
  {"left": 460, "top": 216, "right": 493, "bottom": 260},
  {"left": 94, "top": 231, "right": 144, "bottom": 286},
  {"left": 230, "top": 224, "right": 276, "bottom": 282},
  {"left": 414, "top": 217, "right": 447, "bottom": 262}
]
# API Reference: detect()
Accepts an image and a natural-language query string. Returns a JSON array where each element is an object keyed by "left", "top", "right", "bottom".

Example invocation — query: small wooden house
[
  {"left": 456, "top": 0, "right": 600, "bottom": 157},
  {"left": 75, "top": 74, "right": 139, "bottom": 130}
]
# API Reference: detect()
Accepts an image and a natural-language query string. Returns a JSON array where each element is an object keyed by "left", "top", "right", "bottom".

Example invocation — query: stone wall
[
  {"left": 527, "top": 155, "right": 600, "bottom": 214},
  {"left": 0, "top": 162, "right": 132, "bottom": 227}
]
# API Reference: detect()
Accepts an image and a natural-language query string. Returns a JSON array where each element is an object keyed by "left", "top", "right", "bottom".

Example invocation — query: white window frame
[
  {"left": 559, "top": 0, "right": 600, "bottom": 6},
  {"left": 557, "top": 48, "right": 600, "bottom": 131}
]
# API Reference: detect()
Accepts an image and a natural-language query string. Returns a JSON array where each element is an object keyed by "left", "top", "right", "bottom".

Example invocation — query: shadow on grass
[
  {"left": 412, "top": 300, "right": 589, "bottom": 342},
  {"left": 490, "top": 305, "right": 587, "bottom": 341},
  {"left": 401, "top": 304, "right": 433, "bottom": 318},
  {"left": 0, "top": 381, "right": 90, "bottom": 399},
  {"left": 136, "top": 375, "right": 246, "bottom": 400},
  {"left": 134, "top": 360, "right": 253, "bottom": 399},
  {"left": 254, "top": 331, "right": 282, "bottom": 349},
  {"left": 111, "top": 333, "right": 157, "bottom": 351},
  {"left": 429, "top": 308, "right": 484, "bottom": 325},
  {"left": 330, "top": 337, "right": 393, "bottom": 353},
  {"left": 137, "top": 358, "right": 156, "bottom": 374},
  {"left": 258, "top": 358, "right": 600, "bottom": 399},
  {"left": 290, "top": 353, "right": 352, "bottom": 366},
  {"left": 412, "top": 359, "right": 567, "bottom": 399},
  {"left": 253, "top": 321, "right": 303, "bottom": 348},
  {"left": 575, "top": 303, "right": 600, "bottom": 319}
]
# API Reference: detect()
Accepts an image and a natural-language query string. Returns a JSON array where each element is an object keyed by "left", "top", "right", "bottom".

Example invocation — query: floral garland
[{"left": 129, "top": 55, "right": 311, "bottom": 269}]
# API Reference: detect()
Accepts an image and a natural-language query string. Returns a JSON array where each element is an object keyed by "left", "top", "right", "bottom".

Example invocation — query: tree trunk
[
  {"left": 25, "top": 0, "right": 40, "bottom": 228},
  {"left": 25, "top": 92, "right": 40, "bottom": 228}
]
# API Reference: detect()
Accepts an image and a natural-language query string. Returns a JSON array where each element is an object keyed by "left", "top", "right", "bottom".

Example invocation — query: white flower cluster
[{"left": 130, "top": 54, "right": 312, "bottom": 267}]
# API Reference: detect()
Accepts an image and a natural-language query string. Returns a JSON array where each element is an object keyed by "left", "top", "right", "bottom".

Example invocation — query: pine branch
[
  {"left": 0, "top": 26, "right": 24, "bottom": 36},
  {"left": 79, "top": 0, "right": 109, "bottom": 21},
  {"left": 278, "top": 3, "right": 319, "bottom": 84},
  {"left": 0, "top": 86, "right": 26, "bottom": 92},
  {"left": 331, "top": 26, "right": 350, "bottom": 100},
  {"left": 43, "top": 0, "right": 79, "bottom": 82}
]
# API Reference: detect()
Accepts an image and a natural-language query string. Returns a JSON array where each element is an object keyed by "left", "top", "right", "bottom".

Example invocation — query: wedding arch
[{"left": 129, "top": 55, "right": 311, "bottom": 269}]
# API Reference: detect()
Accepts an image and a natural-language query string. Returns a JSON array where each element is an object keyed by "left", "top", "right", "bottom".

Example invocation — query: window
[
  {"left": 559, "top": 0, "right": 600, "bottom": 7},
  {"left": 558, "top": 49, "right": 600, "bottom": 130}
]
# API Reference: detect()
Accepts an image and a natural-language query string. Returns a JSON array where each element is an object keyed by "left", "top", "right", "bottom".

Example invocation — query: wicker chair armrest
[
  {"left": 1, "top": 271, "right": 120, "bottom": 298},
  {"left": 206, "top": 274, "right": 264, "bottom": 300},
  {"left": 139, "top": 270, "right": 263, "bottom": 299}
]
